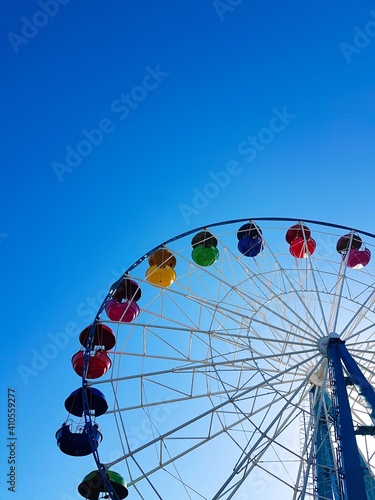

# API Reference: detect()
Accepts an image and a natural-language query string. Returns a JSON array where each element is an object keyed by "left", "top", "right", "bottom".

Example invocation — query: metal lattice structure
[{"left": 57, "top": 218, "right": 375, "bottom": 499}]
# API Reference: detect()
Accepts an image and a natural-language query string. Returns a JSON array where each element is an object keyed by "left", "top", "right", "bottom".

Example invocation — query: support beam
[
  {"left": 312, "top": 387, "right": 338, "bottom": 500},
  {"left": 337, "top": 341, "right": 375, "bottom": 423},
  {"left": 328, "top": 339, "right": 368, "bottom": 500}
]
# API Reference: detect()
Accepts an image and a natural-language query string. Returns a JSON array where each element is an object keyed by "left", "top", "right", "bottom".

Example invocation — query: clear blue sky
[{"left": 1, "top": 1, "right": 375, "bottom": 498}]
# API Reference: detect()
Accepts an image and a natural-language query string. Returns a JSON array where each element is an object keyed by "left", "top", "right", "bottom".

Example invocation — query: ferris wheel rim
[
  {"left": 114, "top": 216, "right": 375, "bottom": 279},
  {"left": 74, "top": 217, "right": 375, "bottom": 499}
]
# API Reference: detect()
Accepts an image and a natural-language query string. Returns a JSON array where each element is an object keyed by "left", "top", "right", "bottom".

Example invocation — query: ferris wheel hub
[{"left": 316, "top": 332, "right": 340, "bottom": 356}]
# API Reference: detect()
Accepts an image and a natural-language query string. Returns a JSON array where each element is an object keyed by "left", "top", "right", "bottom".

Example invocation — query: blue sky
[{"left": 1, "top": 0, "right": 375, "bottom": 498}]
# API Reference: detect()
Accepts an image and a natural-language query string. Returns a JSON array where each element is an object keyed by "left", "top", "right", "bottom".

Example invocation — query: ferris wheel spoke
[
  {"left": 304, "top": 251, "right": 330, "bottom": 335},
  {"left": 327, "top": 258, "right": 350, "bottom": 334},
  {"left": 140, "top": 277, "right": 324, "bottom": 350},
  {"left": 349, "top": 399, "right": 370, "bottom": 425},
  {"left": 222, "top": 380, "right": 318, "bottom": 498},
  {"left": 137, "top": 259, "right": 257, "bottom": 325},
  {"left": 229, "top": 372, "right": 325, "bottom": 500},
  {"left": 348, "top": 353, "right": 375, "bottom": 380},
  {"left": 111, "top": 342, "right": 315, "bottom": 376},
  {"left": 213, "top": 364, "right": 318, "bottom": 499},
  {"left": 134, "top": 272, "right": 259, "bottom": 334},
  {"left": 135, "top": 389, "right": 306, "bottom": 497},
  {"left": 132, "top": 289, "right": 318, "bottom": 350},
  {"left": 346, "top": 333, "right": 375, "bottom": 347},
  {"left": 247, "top": 306, "right": 318, "bottom": 361},
  {"left": 340, "top": 287, "right": 375, "bottom": 340},
  {"left": 293, "top": 364, "right": 330, "bottom": 500},
  {"left": 108, "top": 385, "right": 302, "bottom": 488},
  {"left": 214, "top": 241, "right": 277, "bottom": 302},
  {"left": 266, "top": 271, "right": 326, "bottom": 341},
  {"left": 168, "top": 247, "right": 325, "bottom": 341},
  {"left": 249, "top": 327, "right": 315, "bottom": 365},
  {"left": 248, "top": 315, "right": 317, "bottom": 344},
  {"left": 176, "top": 294, "right": 319, "bottom": 349},
  {"left": 246, "top": 288, "right": 322, "bottom": 341},
  {"left": 95, "top": 345, "right": 314, "bottom": 390},
  {"left": 108, "top": 377, "right": 308, "bottom": 434},
  {"left": 106, "top": 353, "right": 319, "bottom": 474},
  {"left": 116, "top": 324, "right": 243, "bottom": 362},
  {"left": 95, "top": 357, "right": 263, "bottom": 386},
  {"left": 102, "top": 373, "right": 309, "bottom": 413},
  {"left": 346, "top": 348, "right": 375, "bottom": 363},
  {"left": 217, "top": 331, "right": 316, "bottom": 347},
  {"left": 109, "top": 321, "right": 314, "bottom": 347},
  {"left": 259, "top": 237, "right": 327, "bottom": 338}
]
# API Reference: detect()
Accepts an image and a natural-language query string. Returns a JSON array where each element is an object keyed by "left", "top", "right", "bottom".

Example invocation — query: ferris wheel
[{"left": 56, "top": 217, "right": 375, "bottom": 499}]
